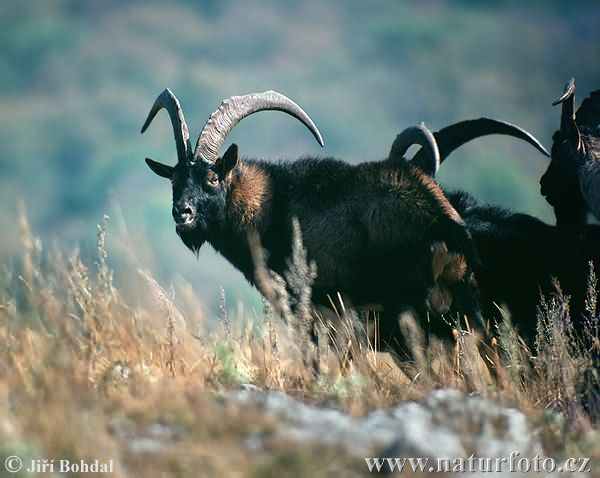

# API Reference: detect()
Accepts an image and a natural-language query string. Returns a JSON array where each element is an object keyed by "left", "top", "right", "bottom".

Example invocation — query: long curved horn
[
  {"left": 389, "top": 123, "right": 441, "bottom": 176},
  {"left": 552, "top": 78, "right": 580, "bottom": 145},
  {"left": 411, "top": 118, "right": 550, "bottom": 170},
  {"left": 141, "top": 89, "right": 192, "bottom": 163},
  {"left": 194, "top": 90, "right": 324, "bottom": 164}
]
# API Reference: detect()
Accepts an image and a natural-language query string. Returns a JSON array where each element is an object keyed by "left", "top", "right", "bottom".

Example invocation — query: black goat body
[
  {"left": 142, "top": 90, "right": 486, "bottom": 360},
  {"left": 180, "top": 154, "right": 481, "bottom": 341},
  {"left": 390, "top": 115, "right": 597, "bottom": 345},
  {"left": 448, "top": 189, "right": 600, "bottom": 344}
]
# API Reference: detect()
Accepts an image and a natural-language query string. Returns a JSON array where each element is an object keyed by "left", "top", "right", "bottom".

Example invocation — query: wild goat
[
  {"left": 540, "top": 79, "right": 600, "bottom": 248},
  {"left": 390, "top": 117, "right": 598, "bottom": 344},
  {"left": 447, "top": 190, "right": 600, "bottom": 343},
  {"left": 141, "top": 89, "right": 485, "bottom": 358}
]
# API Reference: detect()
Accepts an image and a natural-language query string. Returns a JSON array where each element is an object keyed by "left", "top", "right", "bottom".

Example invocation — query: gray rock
[{"left": 232, "top": 387, "right": 563, "bottom": 476}]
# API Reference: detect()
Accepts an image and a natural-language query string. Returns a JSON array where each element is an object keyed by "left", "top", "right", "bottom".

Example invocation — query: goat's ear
[
  {"left": 217, "top": 143, "right": 239, "bottom": 177},
  {"left": 145, "top": 158, "right": 174, "bottom": 179}
]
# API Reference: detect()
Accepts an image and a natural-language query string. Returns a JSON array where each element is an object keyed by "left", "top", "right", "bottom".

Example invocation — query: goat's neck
[{"left": 207, "top": 159, "right": 274, "bottom": 283}]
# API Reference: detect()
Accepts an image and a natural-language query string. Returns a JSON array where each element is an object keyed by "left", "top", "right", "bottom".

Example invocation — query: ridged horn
[
  {"left": 194, "top": 90, "right": 324, "bottom": 163},
  {"left": 411, "top": 118, "right": 550, "bottom": 170},
  {"left": 390, "top": 122, "right": 441, "bottom": 176},
  {"left": 141, "top": 89, "right": 192, "bottom": 163}
]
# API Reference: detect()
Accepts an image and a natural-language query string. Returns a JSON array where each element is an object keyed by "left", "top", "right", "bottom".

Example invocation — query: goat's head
[
  {"left": 141, "top": 89, "right": 323, "bottom": 244},
  {"left": 540, "top": 78, "right": 585, "bottom": 211}
]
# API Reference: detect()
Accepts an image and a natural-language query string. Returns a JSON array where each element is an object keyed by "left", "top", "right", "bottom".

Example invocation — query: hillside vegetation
[
  {"left": 1, "top": 0, "right": 599, "bottom": 313},
  {"left": 2, "top": 214, "right": 600, "bottom": 476}
]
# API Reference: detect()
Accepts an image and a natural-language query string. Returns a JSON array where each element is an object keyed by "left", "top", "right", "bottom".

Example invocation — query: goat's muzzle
[{"left": 172, "top": 201, "right": 196, "bottom": 228}]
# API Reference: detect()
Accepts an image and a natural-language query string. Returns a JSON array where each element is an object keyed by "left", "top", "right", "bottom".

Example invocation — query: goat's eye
[{"left": 208, "top": 174, "right": 219, "bottom": 185}]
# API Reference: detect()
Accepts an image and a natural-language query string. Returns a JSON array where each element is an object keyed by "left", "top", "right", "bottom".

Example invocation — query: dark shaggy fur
[
  {"left": 168, "top": 148, "right": 483, "bottom": 358},
  {"left": 447, "top": 190, "right": 600, "bottom": 344}
]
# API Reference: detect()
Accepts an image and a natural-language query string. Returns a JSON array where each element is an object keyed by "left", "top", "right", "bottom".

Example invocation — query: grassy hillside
[{"left": 1, "top": 213, "right": 600, "bottom": 476}]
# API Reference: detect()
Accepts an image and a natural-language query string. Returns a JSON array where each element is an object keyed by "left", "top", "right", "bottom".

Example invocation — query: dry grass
[{"left": 2, "top": 212, "right": 600, "bottom": 476}]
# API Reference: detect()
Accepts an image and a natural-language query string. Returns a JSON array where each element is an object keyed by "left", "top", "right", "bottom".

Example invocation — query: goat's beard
[{"left": 176, "top": 225, "right": 206, "bottom": 255}]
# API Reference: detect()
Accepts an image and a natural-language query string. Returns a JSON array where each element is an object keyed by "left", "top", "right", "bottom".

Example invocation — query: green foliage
[{"left": 215, "top": 343, "right": 249, "bottom": 385}]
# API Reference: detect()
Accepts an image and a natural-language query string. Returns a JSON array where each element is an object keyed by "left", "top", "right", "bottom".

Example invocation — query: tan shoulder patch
[{"left": 227, "top": 161, "right": 272, "bottom": 226}]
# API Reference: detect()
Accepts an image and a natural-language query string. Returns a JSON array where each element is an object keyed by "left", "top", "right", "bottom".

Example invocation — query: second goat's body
[{"left": 449, "top": 190, "right": 600, "bottom": 343}]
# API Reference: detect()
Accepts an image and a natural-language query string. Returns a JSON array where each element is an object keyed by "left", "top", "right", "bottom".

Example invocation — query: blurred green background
[{"left": 1, "top": 0, "right": 599, "bottom": 319}]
